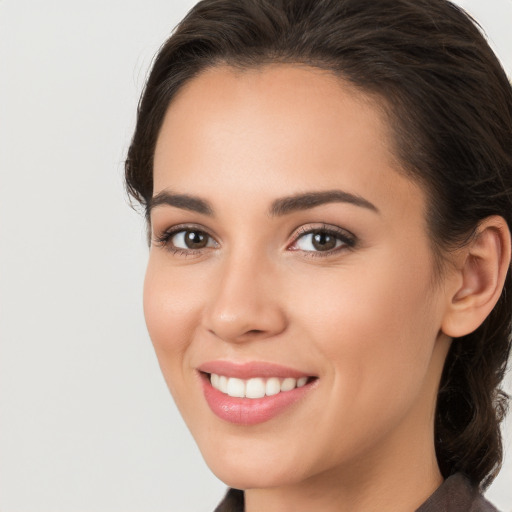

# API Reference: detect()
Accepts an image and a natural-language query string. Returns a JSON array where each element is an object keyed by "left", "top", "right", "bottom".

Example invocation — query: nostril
[{"left": 208, "top": 328, "right": 264, "bottom": 338}]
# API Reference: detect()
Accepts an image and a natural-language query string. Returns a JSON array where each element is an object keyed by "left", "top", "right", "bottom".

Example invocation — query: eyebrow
[
  {"left": 146, "top": 191, "right": 214, "bottom": 220},
  {"left": 269, "top": 190, "right": 379, "bottom": 216},
  {"left": 146, "top": 189, "right": 379, "bottom": 220}
]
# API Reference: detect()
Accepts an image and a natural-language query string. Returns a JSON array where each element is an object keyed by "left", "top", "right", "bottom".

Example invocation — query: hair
[{"left": 125, "top": 0, "right": 512, "bottom": 491}]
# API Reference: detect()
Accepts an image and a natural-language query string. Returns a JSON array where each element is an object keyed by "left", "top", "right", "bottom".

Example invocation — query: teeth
[
  {"left": 246, "top": 378, "right": 266, "bottom": 399},
  {"left": 266, "top": 377, "right": 281, "bottom": 396},
  {"left": 281, "top": 377, "right": 296, "bottom": 392},
  {"left": 219, "top": 375, "right": 228, "bottom": 394},
  {"left": 209, "top": 374, "right": 310, "bottom": 399},
  {"left": 226, "top": 377, "right": 245, "bottom": 398}
]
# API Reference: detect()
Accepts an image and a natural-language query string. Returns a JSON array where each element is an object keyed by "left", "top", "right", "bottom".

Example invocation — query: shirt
[{"left": 213, "top": 473, "right": 500, "bottom": 512}]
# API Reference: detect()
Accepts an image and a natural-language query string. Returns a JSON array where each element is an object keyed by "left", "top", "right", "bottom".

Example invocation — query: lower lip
[{"left": 200, "top": 373, "right": 316, "bottom": 426}]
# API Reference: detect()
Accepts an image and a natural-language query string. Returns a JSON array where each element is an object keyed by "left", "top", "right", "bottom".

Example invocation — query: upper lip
[{"left": 197, "top": 360, "right": 314, "bottom": 380}]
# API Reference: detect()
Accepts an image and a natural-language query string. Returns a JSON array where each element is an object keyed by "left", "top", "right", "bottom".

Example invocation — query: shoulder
[
  {"left": 214, "top": 474, "right": 500, "bottom": 512},
  {"left": 416, "top": 473, "right": 500, "bottom": 512},
  {"left": 214, "top": 488, "right": 244, "bottom": 512},
  {"left": 469, "top": 492, "right": 500, "bottom": 512}
]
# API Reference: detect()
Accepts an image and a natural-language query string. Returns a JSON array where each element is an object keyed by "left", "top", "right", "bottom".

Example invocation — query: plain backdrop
[{"left": 0, "top": 1, "right": 511, "bottom": 511}]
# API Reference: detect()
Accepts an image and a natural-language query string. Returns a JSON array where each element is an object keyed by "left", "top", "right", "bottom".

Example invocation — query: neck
[{"left": 244, "top": 431, "right": 443, "bottom": 512}]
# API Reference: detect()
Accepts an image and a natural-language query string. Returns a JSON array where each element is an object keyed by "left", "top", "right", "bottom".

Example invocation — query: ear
[{"left": 441, "top": 216, "right": 511, "bottom": 338}]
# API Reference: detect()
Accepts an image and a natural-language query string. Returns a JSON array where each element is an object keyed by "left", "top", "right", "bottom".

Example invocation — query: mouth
[
  {"left": 208, "top": 373, "right": 311, "bottom": 398},
  {"left": 197, "top": 361, "right": 318, "bottom": 425}
]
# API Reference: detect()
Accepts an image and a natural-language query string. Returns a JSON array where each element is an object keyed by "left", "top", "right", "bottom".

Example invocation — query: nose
[{"left": 202, "top": 254, "right": 287, "bottom": 343}]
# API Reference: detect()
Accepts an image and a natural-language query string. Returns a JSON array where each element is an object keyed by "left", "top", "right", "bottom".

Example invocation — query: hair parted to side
[{"left": 125, "top": 0, "right": 512, "bottom": 490}]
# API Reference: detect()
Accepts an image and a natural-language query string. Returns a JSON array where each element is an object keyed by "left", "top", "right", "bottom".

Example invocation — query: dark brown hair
[{"left": 125, "top": 0, "right": 512, "bottom": 490}]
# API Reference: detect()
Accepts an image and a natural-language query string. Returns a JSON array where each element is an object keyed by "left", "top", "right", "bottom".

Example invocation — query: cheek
[
  {"left": 273, "top": 255, "right": 442, "bottom": 471},
  {"left": 142, "top": 256, "right": 203, "bottom": 384},
  {"left": 294, "top": 249, "right": 441, "bottom": 412}
]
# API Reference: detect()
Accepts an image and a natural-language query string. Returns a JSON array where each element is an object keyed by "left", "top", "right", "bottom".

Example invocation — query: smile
[
  {"left": 198, "top": 361, "right": 317, "bottom": 425},
  {"left": 210, "top": 374, "right": 309, "bottom": 399}
]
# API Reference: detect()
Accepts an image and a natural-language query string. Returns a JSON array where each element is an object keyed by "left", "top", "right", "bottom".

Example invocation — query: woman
[{"left": 125, "top": 0, "right": 512, "bottom": 510}]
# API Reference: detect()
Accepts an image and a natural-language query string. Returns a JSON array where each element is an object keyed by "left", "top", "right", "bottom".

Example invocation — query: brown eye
[
  {"left": 170, "top": 229, "right": 214, "bottom": 250},
  {"left": 295, "top": 230, "right": 344, "bottom": 252},
  {"left": 311, "top": 231, "right": 337, "bottom": 251},
  {"left": 154, "top": 225, "right": 218, "bottom": 254},
  {"left": 182, "top": 230, "right": 209, "bottom": 249},
  {"left": 291, "top": 226, "right": 356, "bottom": 256}
]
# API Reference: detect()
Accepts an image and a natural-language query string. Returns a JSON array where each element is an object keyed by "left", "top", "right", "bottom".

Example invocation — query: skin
[{"left": 145, "top": 64, "right": 470, "bottom": 511}]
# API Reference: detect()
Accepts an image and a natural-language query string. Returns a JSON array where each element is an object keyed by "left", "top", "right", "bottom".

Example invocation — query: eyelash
[
  {"left": 290, "top": 225, "right": 356, "bottom": 258},
  {"left": 153, "top": 224, "right": 216, "bottom": 257},
  {"left": 153, "top": 223, "right": 357, "bottom": 258}
]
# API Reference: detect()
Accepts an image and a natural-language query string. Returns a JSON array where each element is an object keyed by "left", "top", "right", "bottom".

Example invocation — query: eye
[
  {"left": 154, "top": 225, "right": 218, "bottom": 254},
  {"left": 172, "top": 229, "right": 213, "bottom": 249},
  {"left": 290, "top": 225, "right": 356, "bottom": 256}
]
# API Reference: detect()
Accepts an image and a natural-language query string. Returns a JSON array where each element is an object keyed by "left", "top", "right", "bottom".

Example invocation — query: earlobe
[{"left": 441, "top": 216, "right": 511, "bottom": 338}]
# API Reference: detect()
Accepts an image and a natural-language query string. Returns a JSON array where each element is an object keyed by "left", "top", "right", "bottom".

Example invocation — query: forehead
[
  {"left": 154, "top": 63, "right": 393, "bottom": 173},
  {"left": 153, "top": 63, "right": 424, "bottom": 221}
]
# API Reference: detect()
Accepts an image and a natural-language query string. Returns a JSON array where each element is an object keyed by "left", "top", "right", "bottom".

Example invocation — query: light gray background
[{"left": 0, "top": 1, "right": 511, "bottom": 511}]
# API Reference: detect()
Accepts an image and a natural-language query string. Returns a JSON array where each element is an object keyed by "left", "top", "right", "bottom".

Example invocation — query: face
[{"left": 145, "top": 64, "right": 452, "bottom": 490}]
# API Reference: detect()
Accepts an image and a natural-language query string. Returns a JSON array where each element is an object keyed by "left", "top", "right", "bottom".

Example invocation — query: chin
[
  {"left": 208, "top": 460, "right": 300, "bottom": 490},
  {"left": 198, "top": 438, "right": 313, "bottom": 490}
]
